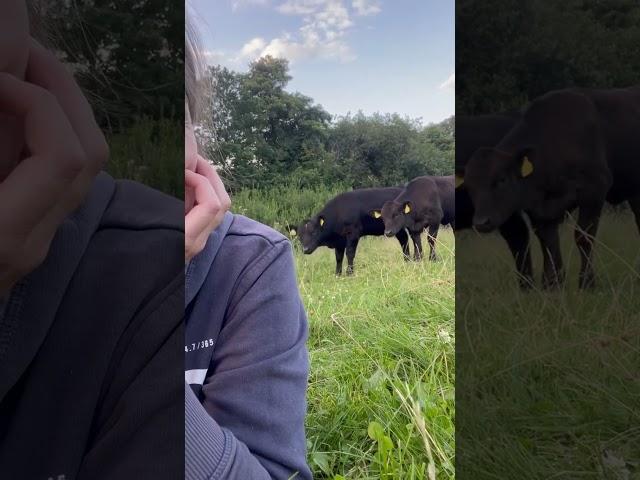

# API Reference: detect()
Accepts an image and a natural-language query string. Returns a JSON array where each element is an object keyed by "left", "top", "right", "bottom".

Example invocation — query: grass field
[
  {"left": 456, "top": 210, "right": 640, "bottom": 479},
  {"left": 234, "top": 186, "right": 455, "bottom": 479},
  {"left": 292, "top": 230, "right": 455, "bottom": 480}
]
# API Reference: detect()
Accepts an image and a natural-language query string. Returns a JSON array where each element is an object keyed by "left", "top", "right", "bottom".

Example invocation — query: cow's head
[
  {"left": 374, "top": 201, "right": 409, "bottom": 237},
  {"left": 459, "top": 146, "right": 534, "bottom": 232},
  {"left": 296, "top": 215, "right": 326, "bottom": 254}
]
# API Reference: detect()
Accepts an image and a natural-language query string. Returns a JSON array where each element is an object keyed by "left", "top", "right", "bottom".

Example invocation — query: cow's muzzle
[{"left": 473, "top": 217, "right": 495, "bottom": 233}]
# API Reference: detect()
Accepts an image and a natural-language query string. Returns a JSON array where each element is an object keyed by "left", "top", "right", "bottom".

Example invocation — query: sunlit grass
[
  {"left": 294, "top": 230, "right": 455, "bottom": 480},
  {"left": 234, "top": 186, "right": 455, "bottom": 479}
]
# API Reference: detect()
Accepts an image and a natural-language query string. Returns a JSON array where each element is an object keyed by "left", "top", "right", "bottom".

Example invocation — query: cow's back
[
  {"left": 588, "top": 86, "right": 640, "bottom": 203},
  {"left": 405, "top": 176, "right": 455, "bottom": 226},
  {"left": 434, "top": 175, "right": 455, "bottom": 225},
  {"left": 321, "top": 187, "right": 403, "bottom": 234}
]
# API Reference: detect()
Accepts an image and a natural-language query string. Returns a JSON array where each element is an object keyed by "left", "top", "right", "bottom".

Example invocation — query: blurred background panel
[
  {"left": 456, "top": 1, "right": 640, "bottom": 478},
  {"left": 31, "top": 0, "right": 184, "bottom": 197}
]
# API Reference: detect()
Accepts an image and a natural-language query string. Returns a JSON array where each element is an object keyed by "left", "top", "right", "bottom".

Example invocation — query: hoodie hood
[
  {"left": 0, "top": 172, "right": 115, "bottom": 401},
  {"left": 185, "top": 212, "right": 233, "bottom": 308}
]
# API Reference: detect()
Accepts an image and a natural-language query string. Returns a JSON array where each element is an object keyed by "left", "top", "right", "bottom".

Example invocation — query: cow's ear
[
  {"left": 370, "top": 210, "right": 382, "bottom": 219},
  {"left": 517, "top": 147, "right": 535, "bottom": 178},
  {"left": 319, "top": 216, "right": 325, "bottom": 228},
  {"left": 520, "top": 155, "right": 534, "bottom": 178},
  {"left": 403, "top": 202, "right": 412, "bottom": 214},
  {"left": 455, "top": 174, "right": 464, "bottom": 188}
]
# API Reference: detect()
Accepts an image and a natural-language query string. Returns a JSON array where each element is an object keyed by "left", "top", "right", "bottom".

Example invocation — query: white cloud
[
  {"left": 277, "top": 0, "right": 327, "bottom": 15},
  {"left": 232, "top": 0, "right": 270, "bottom": 11},
  {"left": 240, "top": 37, "right": 267, "bottom": 58},
  {"left": 352, "top": 0, "right": 381, "bottom": 16},
  {"left": 439, "top": 73, "right": 455, "bottom": 91},
  {"left": 315, "top": 1, "right": 352, "bottom": 29},
  {"left": 202, "top": 50, "right": 229, "bottom": 66},
  {"left": 230, "top": 0, "right": 380, "bottom": 65},
  {"left": 234, "top": 0, "right": 358, "bottom": 64},
  {"left": 237, "top": 29, "right": 354, "bottom": 64},
  {"left": 261, "top": 35, "right": 355, "bottom": 63}
]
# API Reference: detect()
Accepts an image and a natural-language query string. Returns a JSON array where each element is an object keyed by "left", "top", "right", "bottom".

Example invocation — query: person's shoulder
[
  {"left": 80, "top": 175, "right": 183, "bottom": 293},
  {"left": 98, "top": 177, "right": 183, "bottom": 234},
  {"left": 226, "top": 214, "right": 289, "bottom": 247},
  {"left": 216, "top": 214, "right": 293, "bottom": 275}
]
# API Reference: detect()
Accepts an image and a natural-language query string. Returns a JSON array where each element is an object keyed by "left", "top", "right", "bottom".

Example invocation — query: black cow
[
  {"left": 294, "top": 187, "right": 413, "bottom": 275},
  {"left": 375, "top": 176, "right": 455, "bottom": 261},
  {"left": 460, "top": 86, "right": 640, "bottom": 289},
  {"left": 456, "top": 113, "right": 534, "bottom": 288}
]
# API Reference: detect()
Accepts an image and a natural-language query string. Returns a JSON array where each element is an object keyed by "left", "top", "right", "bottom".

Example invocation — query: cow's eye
[{"left": 495, "top": 176, "right": 508, "bottom": 188}]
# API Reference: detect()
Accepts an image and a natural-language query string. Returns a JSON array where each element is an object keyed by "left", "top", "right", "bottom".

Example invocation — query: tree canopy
[
  {"left": 202, "top": 56, "right": 454, "bottom": 192},
  {"left": 457, "top": 0, "right": 640, "bottom": 114},
  {"left": 31, "top": 0, "right": 183, "bottom": 132}
]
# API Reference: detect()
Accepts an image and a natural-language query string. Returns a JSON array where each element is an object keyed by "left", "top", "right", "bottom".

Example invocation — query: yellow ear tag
[
  {"left": 455, "top": 174, "right": 464, "bottom": 188},
  {"left": 373, "top": 211, "right": 381, "bottom": 219},
  {"left": 404, "top": 204, "right": 411, "bottom": 214},
  {"left": 290, "top": 229, "right": 297, "bottom": 237},
  {"left": 521, "top": 156, "right": 534, "bottom": 177},
  {"left": 319, "top": 218, "right": 325, "bottom": 227}
]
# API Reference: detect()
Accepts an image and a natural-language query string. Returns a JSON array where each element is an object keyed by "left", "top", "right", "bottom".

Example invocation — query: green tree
[
  {"left": 457, "top": 0, "right": 640, "bottom": 114},
  {"left": 205, "top": 56, "right": 454, "bottom": 192},
  {"left": 32, "top": 0, "right": 184, "bottom": 131},
  {"left": 206, "top": 56, "right": 332, "bottom": 191}
]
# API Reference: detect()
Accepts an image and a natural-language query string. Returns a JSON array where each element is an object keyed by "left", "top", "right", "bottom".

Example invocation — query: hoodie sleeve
[{"left": 187, "top": 238, "right": 311, "bottom": 480}]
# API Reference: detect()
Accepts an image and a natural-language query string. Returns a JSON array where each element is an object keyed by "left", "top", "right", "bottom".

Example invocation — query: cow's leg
[
  {"left": 395, "top": 228, "right": 411, "bottom": 261},
  {"left": 408, "top": 230, "right": 423, "bottom": 261},
  {"left": 574, "top": 202, "right": 603, "bottom": 289},
  {"left": 532, "top": 220, "right": 564, "bottom": 289},
  {"left": 345, "top": 237, "right": 360, "bottom": 276},
  {"left": 629, "top": 196, "right": 640, "bottom": 235},
  {"left": 426, "top": 224, "right": 439, "bottom": 261},
  {"left": 334, "top": 245, "right": 345, "bottom": 276},
  {"left": 629, "top": 196, "right": 640, "bottom": 277},
  {"left": 498, "top": 213, "right": 534, "bottom": 289}
]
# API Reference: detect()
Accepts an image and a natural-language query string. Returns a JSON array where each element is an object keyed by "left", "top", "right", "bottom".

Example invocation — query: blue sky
[{"left": 190, "top": 0, "right": 454, "bottom": 125}]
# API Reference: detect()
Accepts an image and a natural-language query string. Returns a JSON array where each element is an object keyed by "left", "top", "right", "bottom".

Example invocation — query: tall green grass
[
  {"left": 106, "top": 117, "right": 183, "bottom": 198},
  {"left": 234, "top": 189, "right": 455, "bottom": 479},
  {"left": 456, "top": 211, "right": 640, "bottom": 479},
  {"left": 230, "top": 184, "right": 349, "bottom": 233}
]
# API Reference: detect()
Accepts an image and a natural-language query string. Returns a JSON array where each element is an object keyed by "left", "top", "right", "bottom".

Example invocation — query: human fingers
[
  {"left": 27, "top": 39, "right": 108, "bottom": 173},
  {"left": 0, "top": 72, "right": 85, "bottom": 232},
  {"left": 195, "top": 156, "right": 230, "bottom": 216},
  {"left": 184, "top": 169, "right": 221, "bottom": 261}
]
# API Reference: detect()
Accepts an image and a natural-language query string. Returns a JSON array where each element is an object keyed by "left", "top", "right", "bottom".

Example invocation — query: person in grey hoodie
[{"left": 183, "top": 13, "right": 312, "bottom": 480}]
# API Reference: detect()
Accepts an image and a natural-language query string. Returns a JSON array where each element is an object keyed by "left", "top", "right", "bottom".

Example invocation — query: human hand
[
  {"left": 184, "top": 156, "right": 230, "bottom": 262},
  {"left": 0, "top": 40, "right": 108, "bottom": 294}
]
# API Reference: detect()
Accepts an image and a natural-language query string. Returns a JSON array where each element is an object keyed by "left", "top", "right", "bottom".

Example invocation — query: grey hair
[{"left": 186, "top": 10, "right": 205, "bottom": 123}]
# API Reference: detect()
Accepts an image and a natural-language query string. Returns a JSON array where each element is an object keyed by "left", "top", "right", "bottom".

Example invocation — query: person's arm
[
  {"left": 76, "top": 275, "right": 185, "bottom": 480},
  {"left": 187, "top": 238, "right": 311, "bottom": 480}
]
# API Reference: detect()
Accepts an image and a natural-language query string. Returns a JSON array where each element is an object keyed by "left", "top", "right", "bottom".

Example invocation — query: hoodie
[
  {"left": 0, "top": 172, "right": 185, "bottom": 479},
  {"left": 185, "top": 212, "right": 311, "bottom": 480}
]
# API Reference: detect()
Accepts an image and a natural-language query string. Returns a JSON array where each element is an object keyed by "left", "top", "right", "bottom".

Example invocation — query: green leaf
[
  {"left": 311, "top": 452, "right": 331, "bottom": 475},
  {"left": 367, "top": 421, "right": 384, "bottom": 441},
  {"left": 364, "top": 368, "right": 386, "bottom": 392}
]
